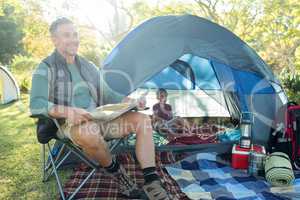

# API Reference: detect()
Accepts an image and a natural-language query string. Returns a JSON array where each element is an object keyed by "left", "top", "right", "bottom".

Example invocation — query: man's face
[{"left": 52, "top": 23, "right": 79, "bottom": 56}]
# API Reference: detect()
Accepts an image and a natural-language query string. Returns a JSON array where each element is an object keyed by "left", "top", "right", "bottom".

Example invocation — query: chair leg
[
  {"left": 41, "top": 137, "right": 125, "bottom": 200},
  {"left": 67, "top": 168, "right": 96, "bottom": 200},
  {"left": 47, "top": 143, "right": 66, "bottom": 200},
  {"left": 43, "top": 143, "right": 68, "bottom": 182},
  {"left": 61, "top": 146, "right": 99, "bottom": 200},
  {"left": 45, "top": 150, "right": 72, "bottom": 181},
  {"left": 110, "top": 137, "right": 128, "bottom": 154},
  {"left": 42, "top": 144, "right": 47, "bottom": 182},
  {"left": 110, "top": 138, "right": 123, "bottom": 152},
  {"left": 67, "top": 146, "right": 98, "bottom": 169},
  {"left": 42, "top": 142, "right": 99, "bottom": 200},
  {"left": 45, "top": 143, "right": 66, "bottom": 171}
]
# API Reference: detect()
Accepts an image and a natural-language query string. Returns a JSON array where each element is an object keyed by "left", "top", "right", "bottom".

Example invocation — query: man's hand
[
  {"left": 49, "top": 105, "right": 93, "bottom": 125},
  {"left": 66, "top": 107, "right": 92, "bottom": 125}
]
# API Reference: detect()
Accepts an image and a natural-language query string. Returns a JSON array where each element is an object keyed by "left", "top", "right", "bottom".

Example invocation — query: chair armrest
[
  {"left": 33, "top": 115, "right": 65, "bottom": 144},
  {"left": 30, "top": 114, "right": 48, "bottom": 119}
]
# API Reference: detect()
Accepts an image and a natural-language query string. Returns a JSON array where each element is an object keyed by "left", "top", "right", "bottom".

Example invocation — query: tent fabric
[
  {"left": 0, "top": 66, "right": 20, "bottom": 104},
  {"left": 146, "top": 54, "right": 221, "bottom": 91},
  {"left": 102, "top": 14, "right": 286, "bottom": 145},
  {"left": 103, "top": 15, "right": 279, "bottom": 96},
  {"left": 141, "top": 66, "right": 195, "bottom": 90},
  {"left": 180, "top": 54, "right": 220, "bottom": 90}
]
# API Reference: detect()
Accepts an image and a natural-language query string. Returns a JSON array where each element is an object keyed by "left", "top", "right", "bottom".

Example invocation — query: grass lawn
[{"left": 0, "top": 94, "right": 71, "bottom": 200}]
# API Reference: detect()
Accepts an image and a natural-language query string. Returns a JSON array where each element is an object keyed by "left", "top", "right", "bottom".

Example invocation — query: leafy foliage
[
  {"left": 0, "top": 12, "right": 23, "bottom": 65},
  {"left": 21, "top": 1, "right": 53, "bottom": 59},
  {"left": 78, "top": 27, "right": 111, "bottom": 66},
  {"left": 280, "top": 68, "right": 300, "bottom": 103},
  {"left": 11, "top": 55, "right": 38, "bottom": 72},
  {"left": 10, "top": 55, "right": 39, "bottom": 93},
  {"left": 19, "top": 77, "right": 30, "bottom": 93}
]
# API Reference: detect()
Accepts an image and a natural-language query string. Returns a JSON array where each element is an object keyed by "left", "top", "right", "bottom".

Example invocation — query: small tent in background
[{"left": 0, "top": 66, "right": 20, "bottom": 104}]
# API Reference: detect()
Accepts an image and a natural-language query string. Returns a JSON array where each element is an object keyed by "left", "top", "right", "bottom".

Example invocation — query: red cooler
[{"left": 231, "top": 144, "right": 265, "bottom": 169}]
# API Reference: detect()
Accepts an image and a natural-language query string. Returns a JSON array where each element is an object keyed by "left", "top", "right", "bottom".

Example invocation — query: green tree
[
  {"left": 21, "top": 0, "right": 53, "bottom": 59},
  {"left": 251, "top": 0, "right": 300, "bottom": 72},
  {"left": 280, "top": 68, "right": 300, "bottom": 103},
  {"left": 0, "top": 3, "right": 23, "bottom": 65},
  {"left": 78, "top": 27, "right": 108, "bottom": 66}
]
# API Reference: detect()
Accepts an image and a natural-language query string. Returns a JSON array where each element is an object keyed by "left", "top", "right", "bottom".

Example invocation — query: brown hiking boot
[
  {"left": 108, "top": 166, "right": 144, "bottom": 199},
  {"left": 143, "top": 180, "right": 171, "bottom": 200}
]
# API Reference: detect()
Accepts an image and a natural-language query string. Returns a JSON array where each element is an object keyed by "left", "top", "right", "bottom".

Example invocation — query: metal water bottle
[{"left": 240, "top": 112, "right": 253, "bottom": 149}]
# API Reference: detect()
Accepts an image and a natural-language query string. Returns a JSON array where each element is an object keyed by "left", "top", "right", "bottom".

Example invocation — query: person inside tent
[{"left": 152, "top": 88, "right": 191, "bottom": 139}]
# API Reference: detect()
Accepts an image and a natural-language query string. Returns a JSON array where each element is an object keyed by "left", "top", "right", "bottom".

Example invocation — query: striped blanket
[{"left": 165, "top": 153, "right": 300, "bottom": 200}]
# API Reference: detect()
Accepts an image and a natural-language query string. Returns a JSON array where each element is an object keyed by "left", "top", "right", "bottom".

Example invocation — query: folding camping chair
[{"left": 34, "top": 116, "right": 125, "bottom": 200}]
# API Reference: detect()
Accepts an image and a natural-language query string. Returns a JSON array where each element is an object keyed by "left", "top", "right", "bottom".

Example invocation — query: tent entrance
[
  {"left": 129, "top": 54, "right": 240, "bottom": 119},
  {"left": 130, "top": 88, "right": 231, "bottom": 118},
  {"left": 125, "top": 54, "right": 241, "bottom": 153}
]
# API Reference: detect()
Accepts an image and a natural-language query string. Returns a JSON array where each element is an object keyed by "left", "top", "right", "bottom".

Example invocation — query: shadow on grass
[{"left": 0, "top": 100, "right": 19, "bottom": 109}]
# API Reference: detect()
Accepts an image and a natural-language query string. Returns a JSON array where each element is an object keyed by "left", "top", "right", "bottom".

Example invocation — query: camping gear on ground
[
  {"left": 103, "top": 14, "right": 287, "bottom": 149},
  {"left": 217, "top": 128, "right": 241, "bottom": 142},
  {"left": 248, "top": 145, "right": 267, "bottom": 176},
  {"left": 265, "top": 152, "right": 295, "bottom": 187},
  {"left": 0, "top": 66, "right": 20, "bottom": 104},
  {"left": 269, "top": 102, "right": 300, "bottom": 169},
  {"left": 232, "top": 144, "right": 265, "bottom": 169},
  {"left": 166, "top": 152, "right": 300, "bottom": 200},
  {"left": 285, "top": 103, "right": 300, "bottom": 169},
  {"left": 239, "top": 112, "right": 253, "bottom": 149}
]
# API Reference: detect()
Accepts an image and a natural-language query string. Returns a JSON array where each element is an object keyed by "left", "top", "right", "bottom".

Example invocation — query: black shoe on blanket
[
  {"left": 143, "top": 180, "right": 171, "bottom": 200},
  {"left": 108, "top": 166, "right": 144, "bottom": 199}
]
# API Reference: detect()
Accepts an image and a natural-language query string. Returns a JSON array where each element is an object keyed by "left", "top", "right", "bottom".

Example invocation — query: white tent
[{"left": 0, "top": 66, "right": 20, "bottom": 104}]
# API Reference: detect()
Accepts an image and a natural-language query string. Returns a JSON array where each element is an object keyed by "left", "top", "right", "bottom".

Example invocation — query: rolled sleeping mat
[{"left": 265, "top": 152, "right": 295, "bottom": 187}]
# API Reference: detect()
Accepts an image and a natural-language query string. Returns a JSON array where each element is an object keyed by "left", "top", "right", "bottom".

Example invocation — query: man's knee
[
  {"left": 70, "top": 122, "right": 104, "bottom": 149},
  {"left": 126, "top": 112, "right": 151, "bottom": 125},
  {"left": 124, "top": 112, "right": 152, "bottom": 134}
]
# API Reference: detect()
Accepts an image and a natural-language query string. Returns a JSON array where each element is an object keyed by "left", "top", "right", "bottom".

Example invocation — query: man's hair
[
  {"left": 156, "top": 88, "right": 168, "bottom": 96},
  {"left": 49, "top": 17, "right": 73, "bottom": 35}
]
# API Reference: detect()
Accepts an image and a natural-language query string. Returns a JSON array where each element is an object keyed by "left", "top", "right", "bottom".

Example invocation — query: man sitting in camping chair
[{"left": 30, "top": 17, "right": 170, "bottom": 200}]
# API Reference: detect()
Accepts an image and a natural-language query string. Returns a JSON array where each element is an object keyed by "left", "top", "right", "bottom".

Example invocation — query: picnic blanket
[
  {"left": 165, "top": 153, "right": 300, "bottom": 200},
  {"left": 62, "top": 152, "right": 189, "bottom": 200}
]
